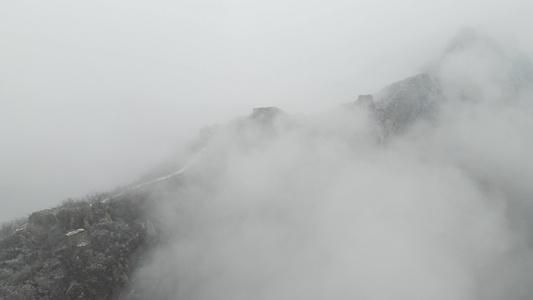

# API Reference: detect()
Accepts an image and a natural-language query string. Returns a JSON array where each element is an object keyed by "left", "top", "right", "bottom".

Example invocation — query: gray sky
[{"left": 1, "top": 0, "right": 532, "bottom": 222}]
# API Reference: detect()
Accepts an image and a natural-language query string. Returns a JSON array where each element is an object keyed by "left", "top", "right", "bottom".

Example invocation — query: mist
[
  {"left": 2, "top": 1, "right": 533, "bottom": 298},
  {"left": 2, "top": 0, "right": 533, "bottom": 223},
  {"left": 120, "top": 33, "right": 533, "bottom": 297}
]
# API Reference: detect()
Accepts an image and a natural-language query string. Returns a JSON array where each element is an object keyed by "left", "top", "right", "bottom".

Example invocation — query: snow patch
[
  {"left": 65, "top": 228, "right": 85, "bottom": 237},
  {"left": 76, "top": 241, "right": 89, "bottom": 247},
  {"left": 14, "top": 223, "right": 28, "bottom": 233}
]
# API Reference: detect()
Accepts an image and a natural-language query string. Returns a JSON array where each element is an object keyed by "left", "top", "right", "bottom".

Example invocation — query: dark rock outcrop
[
  {"left": 0, "top": 188, "right": 168, "bottom": 299},
  {"left": 372, "top": 73, "right": 445, "bottom": 137}
]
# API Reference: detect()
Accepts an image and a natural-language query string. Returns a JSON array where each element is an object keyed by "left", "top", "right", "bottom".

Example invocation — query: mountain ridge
[{"left": 2, "top": 29, "right": 533, "bottom": 299}]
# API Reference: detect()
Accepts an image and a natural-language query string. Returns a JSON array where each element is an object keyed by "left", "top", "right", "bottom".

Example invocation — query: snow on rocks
[{"left": 65, "top": 228, "right": 85, "bottom": 237}]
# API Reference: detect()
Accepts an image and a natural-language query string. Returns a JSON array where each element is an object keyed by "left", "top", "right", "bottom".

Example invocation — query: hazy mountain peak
[
  {"left": 430, "top": 27, "right": 533, "bottom": 101},
  {"left": 444, "top": 27, "right": 479, "bottom": 54}
]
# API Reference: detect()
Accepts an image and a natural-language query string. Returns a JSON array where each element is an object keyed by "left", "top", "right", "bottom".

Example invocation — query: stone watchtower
[
  {"left": 356, "top": 95, "right": 374, "bottom": 107},
  {"left": 250, "top": 107, "right": 285, "bottom": 122}
]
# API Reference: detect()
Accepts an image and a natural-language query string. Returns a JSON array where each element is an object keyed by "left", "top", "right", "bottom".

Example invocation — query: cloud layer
[{"left": 125, "top": 36, "right": 533, "bottom": 297}]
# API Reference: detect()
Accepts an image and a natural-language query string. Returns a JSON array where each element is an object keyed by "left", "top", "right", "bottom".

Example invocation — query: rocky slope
[{"left": 0, "top": 174, "right": 187, "bottom": 299}]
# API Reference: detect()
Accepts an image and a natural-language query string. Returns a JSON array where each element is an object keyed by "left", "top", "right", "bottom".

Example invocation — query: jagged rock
[{"left": 372, "top": 73, "right": 445, "bottom": 137}]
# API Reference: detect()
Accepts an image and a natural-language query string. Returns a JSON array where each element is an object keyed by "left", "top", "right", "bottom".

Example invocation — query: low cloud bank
[{"left": 123, "top": 32, "right": 533, "bottom": 299}]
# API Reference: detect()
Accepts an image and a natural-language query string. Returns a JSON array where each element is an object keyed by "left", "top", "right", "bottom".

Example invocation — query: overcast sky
[{"left": 1, "top": 0, "right": 532, "bottom": 222}]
